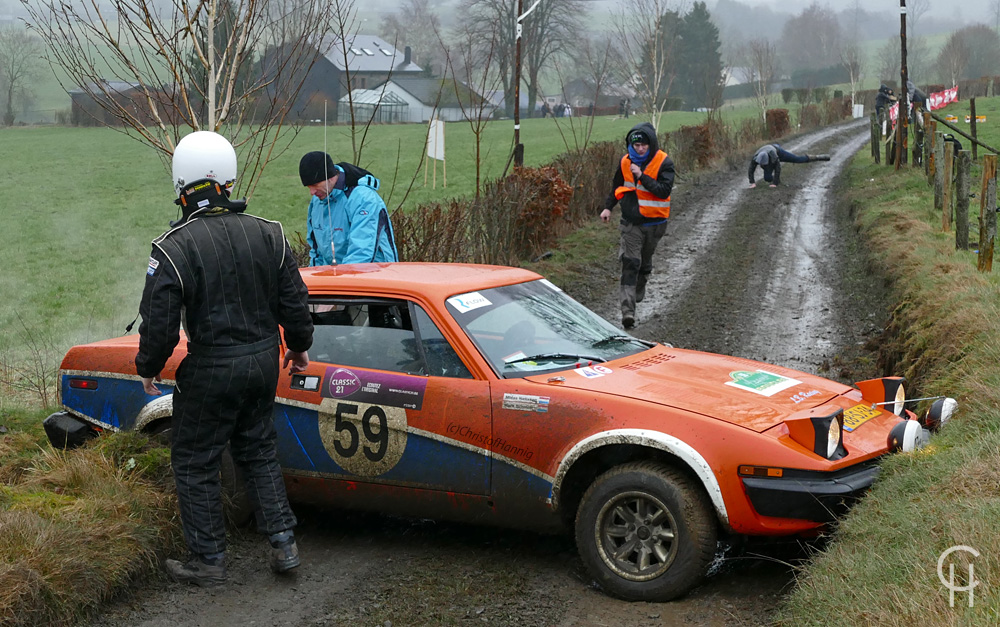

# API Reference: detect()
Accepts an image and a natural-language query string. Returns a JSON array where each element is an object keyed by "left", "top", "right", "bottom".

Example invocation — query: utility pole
[
  {"left": 513, "top": 0, "right": 542, "bottom": 167},
  {"left": 895, "top": 0, "right": 909, "bottom": 169}
]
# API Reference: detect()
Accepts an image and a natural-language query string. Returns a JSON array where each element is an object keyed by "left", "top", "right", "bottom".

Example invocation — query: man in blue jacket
[{"left": 299, "top": 151, "right": 399, "bottom": 265}]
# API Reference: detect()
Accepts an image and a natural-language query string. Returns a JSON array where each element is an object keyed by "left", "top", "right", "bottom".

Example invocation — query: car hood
[{"left": 525, "top": 345, "right": 850, "bottom": 432}]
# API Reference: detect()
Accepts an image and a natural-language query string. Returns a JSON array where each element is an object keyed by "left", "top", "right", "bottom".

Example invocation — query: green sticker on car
[{"left": 725, "top": 370, "right": 802, "bottom": 397}]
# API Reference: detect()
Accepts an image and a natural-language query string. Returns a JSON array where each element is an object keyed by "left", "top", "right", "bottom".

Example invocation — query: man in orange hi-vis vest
[{"left": 600, "top": 122, "right": 675, "bottom": 329}]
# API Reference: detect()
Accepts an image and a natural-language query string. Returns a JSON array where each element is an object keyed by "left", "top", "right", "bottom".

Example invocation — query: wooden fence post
[
  {"left": 956, "top": 150, "right": 971, "bottom": 249},
  {"left": 871, "top": 112, "right": 880, "bottom": 163},
  {"left": 924, "top": 115, "right": 934, "bottom": 181},
  {"left": 942, "top": 145, "right": 954, "bottom": 232},
  {"left": 970, "top": 98, "right": 979, "bottom": 162},
  {"left": 934, "top": 133, "right": 945, "bottom": 214},
  {"left": 979, "top": 155, "right": 997, "bottom": 272}
]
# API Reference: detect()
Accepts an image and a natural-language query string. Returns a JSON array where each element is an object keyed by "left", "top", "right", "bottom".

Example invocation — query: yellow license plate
[{"left": 843, "top": 404, "right": 882, "bottom": 432}]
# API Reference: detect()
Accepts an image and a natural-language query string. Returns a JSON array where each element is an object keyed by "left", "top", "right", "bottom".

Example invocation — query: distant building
[
  {"left": 337, "top": 89, "right": 409, "bottom": 124},
  {"left": 262, "top": 34, "right": 424, "bottom": 122},
  {"left": 339, "top": 77, "right": 495, "bottom": 124},
  {"left": 69, "top": 80, "right": 182, "bottom": 127}
]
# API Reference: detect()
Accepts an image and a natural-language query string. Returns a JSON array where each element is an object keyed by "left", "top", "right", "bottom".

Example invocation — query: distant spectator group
[{"left": 539, "top": 102, "right": 572, "bottom": 118}]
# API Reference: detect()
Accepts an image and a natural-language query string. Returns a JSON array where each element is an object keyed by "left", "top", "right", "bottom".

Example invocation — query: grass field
[{"left": 0, "top": 109, "right": 746, "bottom": 395}]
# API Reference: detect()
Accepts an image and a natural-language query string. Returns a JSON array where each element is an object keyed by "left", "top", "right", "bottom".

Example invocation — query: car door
[{"left": 274, "top": 296, "right": 492, "bottom": 495}]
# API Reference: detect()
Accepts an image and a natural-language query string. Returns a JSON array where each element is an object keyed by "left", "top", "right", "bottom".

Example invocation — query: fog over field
[{"left": 720, "top": 0, "right": 991, "bottom": 20}]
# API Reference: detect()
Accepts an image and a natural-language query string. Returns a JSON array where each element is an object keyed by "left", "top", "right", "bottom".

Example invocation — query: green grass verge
[
  {"left": 0, "top": 430, "right": 179, "bottom": 626},
  {"left": 776, "top": 101, "right": 1000, "bottom": 626}
]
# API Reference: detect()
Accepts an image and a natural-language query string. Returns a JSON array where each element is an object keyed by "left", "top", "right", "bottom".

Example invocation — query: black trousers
[{"left": 171, "top": 348, "right": 297, "bottom": 556}]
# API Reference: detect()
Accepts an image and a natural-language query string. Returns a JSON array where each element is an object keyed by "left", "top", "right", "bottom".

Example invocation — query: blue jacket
[{"left": 307, "top": 166, "right": 399, "bottom": 266}]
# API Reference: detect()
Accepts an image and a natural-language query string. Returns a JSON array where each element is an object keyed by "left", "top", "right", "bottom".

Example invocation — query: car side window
[
  {"left": 412, "top": 305, "right": 472, "bottom": 379},
  {"left": 309, "top": 300, "right": 424, "bottom": 375},
  {"left": 308, "top": 299, "right": 471, "bottom": 379}
]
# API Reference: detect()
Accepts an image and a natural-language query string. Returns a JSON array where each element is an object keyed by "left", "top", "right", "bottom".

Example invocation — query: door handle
[{"left": 290, "top": 374, "right": 321, "bottom": 391}]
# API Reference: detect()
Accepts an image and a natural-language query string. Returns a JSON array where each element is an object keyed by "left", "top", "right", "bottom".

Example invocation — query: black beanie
[
  {"left": 299, "top": 151, "right": 336, "bottom": 186},
  {"left": 629, "top": 130, "right": 649, "bottom": 145}
]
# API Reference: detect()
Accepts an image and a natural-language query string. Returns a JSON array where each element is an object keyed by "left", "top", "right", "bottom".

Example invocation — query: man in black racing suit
[{"left": 135, "top": 131, "right": 314, "bottom": 587}]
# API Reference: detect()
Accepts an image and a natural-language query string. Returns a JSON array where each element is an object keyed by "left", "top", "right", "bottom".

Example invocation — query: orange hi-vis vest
[{"left": 614, "top": 151, "right": 671, "bottom": 219}]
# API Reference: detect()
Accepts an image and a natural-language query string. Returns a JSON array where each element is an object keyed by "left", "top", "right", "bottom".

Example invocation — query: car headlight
[
  {"left": 825, "top": 416, "right": 842, "bottom": 458},
  {"left": 921, "top": 397, "right": 958, "bottom": 431},
  {"left": 786, "top": 409, "right": 846, "bottom": 460},
  {"left": 887, "top": 419, "right": 929, "bottom": 452},
  {"left": 855, "top": 377, "right": 906, "bottom": 416}
]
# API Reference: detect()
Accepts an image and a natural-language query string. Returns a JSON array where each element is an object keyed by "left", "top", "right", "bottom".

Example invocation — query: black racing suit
[{"left": 136, "top": 207, "right": 313, "bottom": 557}]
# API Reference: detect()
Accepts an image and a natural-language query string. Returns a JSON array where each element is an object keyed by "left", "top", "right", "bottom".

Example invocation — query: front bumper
[
  {"left": 741, "top": 461, "right": 881, "bottom": 523},
  {"left": 43, "top": 411, "right": 98, "bottom": 449}
]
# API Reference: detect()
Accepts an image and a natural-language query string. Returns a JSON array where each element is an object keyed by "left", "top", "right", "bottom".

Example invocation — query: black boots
[{"left": 165, "top": 555, "right": 227, "bottom": 587}]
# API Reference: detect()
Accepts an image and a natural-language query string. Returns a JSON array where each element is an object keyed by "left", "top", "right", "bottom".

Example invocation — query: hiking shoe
[
  {"left": 622, "top": 315, "right": 635, "bottom": 330},
  {"left": 812, "top": 154, "right": 831, "bottom": 161},
  {"left": 165, "top": 556, "right": 226, "bottom": 587},
  {"left": 270, "top": 538, "right": 300, "bottom": 573},
  {"left": 636, "top": 287, "right": 646, "bottom": 303}
]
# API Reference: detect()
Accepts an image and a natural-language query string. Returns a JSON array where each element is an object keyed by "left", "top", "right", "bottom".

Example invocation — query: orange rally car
[{"left": 44, "top": 263, "right": 957, "bottom": 601}]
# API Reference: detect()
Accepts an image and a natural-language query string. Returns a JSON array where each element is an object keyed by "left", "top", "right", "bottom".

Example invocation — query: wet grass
[
  {"left": 775, "top": 118, "right": 1000, "bottom": 625},
  {"left": 0, "top": 430, "right": 179, "bottom": 626}
]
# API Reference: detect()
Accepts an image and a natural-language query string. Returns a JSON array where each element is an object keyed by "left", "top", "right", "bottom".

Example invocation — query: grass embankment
[
  {"left": 778, "top": 99, "right": 1000, "bottom": 625},
  {"left": 0, "top": 409, "right": 178, "bottom": 626}
]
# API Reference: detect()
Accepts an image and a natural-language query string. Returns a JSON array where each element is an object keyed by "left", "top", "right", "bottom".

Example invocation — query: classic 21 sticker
[{"left": 315, "top": 367, "right": 428, "bottom": 477}]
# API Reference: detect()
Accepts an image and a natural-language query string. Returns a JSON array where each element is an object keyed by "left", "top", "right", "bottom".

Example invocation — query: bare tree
[
  {"left": 379, "top": 0, "right": 445, "bottom": 77},
  {"left": 22, "top": 0, "right": 330, "bottom": 195},
  {"left": 935, "top": 33, "right": 969, "bottom": 86},
  {"left": 960, "top": 24, "right": 1000, "bottom": 80},
  {"left": 746, "top": 38, "right": 777, "bottom": 120},
  {"left": 612, "top": 0, "right": 682, "bottom": 131},
  {"left": 546, "top": 35, "right": 619, "bottom": 154},
  {"left": 839, "top": 0, "right": 864, "bottom": 109},
  {"left": 0, "top": 26, "right": 43, "bottom": 126},
  {"left": 840, "top": 43, "right": 864, "bottom": 108},
  {"left": 457, "top": 0, "right": 581, "bottom": 119},
  {"left": 443, "top": 21, "right": 505, "bottom": 197},
  {"left": 779, "top": 2, "right": 841, "bottom": 73},
  {"left": 876, "top": 36, "right": 901, "bottom": 84},
  {"left": 907, "top": 0, "right": 930, "bottom": 39},
  {"left": 993, "top": 0, "right": 1000, "bottom": 34},
  {"left": 520, "top": 0, "right": 584, "bottom": 114},
  {"left": 457, "top": 0, "right": 516, "bottom": 117}
]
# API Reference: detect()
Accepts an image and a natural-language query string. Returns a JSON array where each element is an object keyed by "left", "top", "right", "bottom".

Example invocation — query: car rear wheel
[
  {"left": 148, "top": 423, "right": 253, "bottom": 528},
  {"left": 575, "top": 461, "right": 717, "bottom": 601}
]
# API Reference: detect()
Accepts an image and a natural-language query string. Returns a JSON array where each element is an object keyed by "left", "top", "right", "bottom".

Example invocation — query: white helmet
[{"left": 172, "top": 131, "right": 238, "bottom": 197}]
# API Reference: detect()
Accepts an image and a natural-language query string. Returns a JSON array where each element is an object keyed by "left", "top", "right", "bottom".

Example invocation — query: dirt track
[{"left": 88, "top": 119, "right": 885, "bottom": 627}]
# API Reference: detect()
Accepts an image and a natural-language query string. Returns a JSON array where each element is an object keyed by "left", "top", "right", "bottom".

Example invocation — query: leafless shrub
[{"left": 0, "top": 316, "right": 59, "bottom": 409}]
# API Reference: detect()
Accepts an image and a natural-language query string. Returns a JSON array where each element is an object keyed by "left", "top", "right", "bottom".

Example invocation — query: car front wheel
[{"left": 575, "top": 461, "right": 717, "bottom": 601}]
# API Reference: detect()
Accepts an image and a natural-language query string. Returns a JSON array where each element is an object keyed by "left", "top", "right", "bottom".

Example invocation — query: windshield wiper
[
  {"left": 504, "top": 353, "right": 607, "bottom": 367},
  {"left": 591, "top": 334, "right": 655, "bottom": 348}
]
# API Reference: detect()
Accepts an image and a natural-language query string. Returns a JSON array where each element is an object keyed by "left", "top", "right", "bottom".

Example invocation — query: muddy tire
[
  {"left": 575, "top": 461, "right": 717, "bottom": 602},
  {"left": 147, "top": 423, "right": 253, "bottom": 528}
]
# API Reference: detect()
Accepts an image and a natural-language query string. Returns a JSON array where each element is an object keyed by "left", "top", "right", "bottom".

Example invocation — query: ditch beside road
[{"left": 88, "top": 119, "right": 884, "bottom": 627}]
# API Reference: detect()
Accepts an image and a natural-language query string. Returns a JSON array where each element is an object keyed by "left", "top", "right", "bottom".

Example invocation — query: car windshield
[{"left": 445, "top": 279, "right": 651, "bottom": 377}]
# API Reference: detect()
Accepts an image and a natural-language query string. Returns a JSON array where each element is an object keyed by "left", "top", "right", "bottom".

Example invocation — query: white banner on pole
[{"left": 427, "top": 119, "right": 445, "bottom": 161}]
